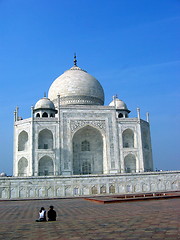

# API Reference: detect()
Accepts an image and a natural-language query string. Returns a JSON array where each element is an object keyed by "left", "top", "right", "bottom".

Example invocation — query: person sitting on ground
[
  {"left": 36, "top": 207, "right": 46, "bottom": 222},
  {"left": 47, "top": 205, "right": 57, "bottom": 221}
]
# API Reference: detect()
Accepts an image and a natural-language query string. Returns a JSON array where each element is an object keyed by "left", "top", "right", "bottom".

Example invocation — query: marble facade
[{"left": 0, "top": 171, "right": 179, "bottom": 200}]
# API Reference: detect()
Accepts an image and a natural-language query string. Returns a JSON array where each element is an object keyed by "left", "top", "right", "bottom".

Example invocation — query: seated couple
[{"left": 36, "top": 206, "right": 56, "bottom": 222}]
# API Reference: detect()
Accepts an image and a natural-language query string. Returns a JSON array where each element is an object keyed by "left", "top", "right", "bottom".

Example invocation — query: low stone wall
[{"left": 0, "top": 171, "right": 179, "bottom": 200}]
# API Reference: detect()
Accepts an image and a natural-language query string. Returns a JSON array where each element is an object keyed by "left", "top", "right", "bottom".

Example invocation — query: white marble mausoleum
[
  {"left": 1, "top": 56, "right": 179, "bottom": 200},
  {"left": 13, "top": 57, "right": 153, "bottom": 177}
]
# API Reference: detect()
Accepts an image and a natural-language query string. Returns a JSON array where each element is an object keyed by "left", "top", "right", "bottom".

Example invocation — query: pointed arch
[
  {"left": 122, "top": 129, "right": 134, "bottom": 148},
  {"left": 100, "top": 185, "right": 106, "bottom": 194},
  {"left": 18, "top": 131, "right": 28, "bottom": 151},
  {"left": 109, "top": 185, "right": 115, "bottom": 194},
  {"left": 91, "top": 186, "right": 98, "bottom": 194},
  {"left": 73, "top": 125, "right": 103, "bottom": 175},
  {"left": 42, "top": 112, "right": 48, "bottom": 117},
  {"left": 38, "top": 155, "right": 54, "bottom": 176},
  {"left": 38, "top": 129, "right": 53, "bottom": 149},
  {"left": 18, "top": 157, "right": 28, "bottom": 176},
  {"left": 124, "top": 154, "right": 136, "bottom": 173},
  {"left": 118, "top": 113, "right": 123, "bottom": 118}
]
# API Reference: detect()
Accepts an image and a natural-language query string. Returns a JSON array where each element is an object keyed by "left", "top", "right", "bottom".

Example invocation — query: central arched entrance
[{"left": 72, "top": 126, "right": 103, "bottom": 175}]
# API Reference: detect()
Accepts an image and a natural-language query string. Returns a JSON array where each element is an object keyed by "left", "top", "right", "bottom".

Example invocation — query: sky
[{"left": 0, "top": 0, "right": 179, "bottom": 175}]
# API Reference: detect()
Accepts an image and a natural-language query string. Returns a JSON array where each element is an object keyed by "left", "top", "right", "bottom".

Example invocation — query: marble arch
[{"left": 72, "top": 125, "right": 104, "bottom": 175}]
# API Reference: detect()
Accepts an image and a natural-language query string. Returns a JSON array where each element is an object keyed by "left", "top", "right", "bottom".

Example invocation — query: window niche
[{"left": 81, "top": 140, "right": 90, "bottom": 151}]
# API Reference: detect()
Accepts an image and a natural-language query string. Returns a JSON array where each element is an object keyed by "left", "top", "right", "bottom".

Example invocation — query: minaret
[
  {"left": 137, "top": 108, "right": 140, "bottom": 120},
  {"left": 146, "top": 112, "right": 150, "bottom": 123}
]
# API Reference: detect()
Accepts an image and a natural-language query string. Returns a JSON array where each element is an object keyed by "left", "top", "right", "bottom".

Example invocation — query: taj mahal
[
  {"left": 13, "top": 56, "right": 153, "bottom": 177},
  {"left": 0, "top": 56, "right": 179, "bottom": 199}
]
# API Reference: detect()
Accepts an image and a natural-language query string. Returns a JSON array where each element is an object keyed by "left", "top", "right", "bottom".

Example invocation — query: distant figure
[
  {"left": 36, "top": 207, "right": 46, "bottom": 222},
  {"left": 47, "top": 205, "right": 57, "bottom": 221}
]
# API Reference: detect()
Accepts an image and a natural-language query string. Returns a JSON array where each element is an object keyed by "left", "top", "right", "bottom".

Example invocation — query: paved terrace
[{"left": 0, "top": 197, "right": 179, "bottom": 240}]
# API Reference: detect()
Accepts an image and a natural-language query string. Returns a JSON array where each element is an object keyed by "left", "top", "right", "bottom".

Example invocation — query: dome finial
[
  {"left": 112, "top": 94, "right": 118, "bottom": 100},
  {"left": 74, "top": 53, "right": 77, "bottom": 66}
]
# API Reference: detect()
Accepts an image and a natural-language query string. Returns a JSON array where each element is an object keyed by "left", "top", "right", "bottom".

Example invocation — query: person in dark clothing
[{"left": 47, "top": 205, "right": 57, "bottom": 221}]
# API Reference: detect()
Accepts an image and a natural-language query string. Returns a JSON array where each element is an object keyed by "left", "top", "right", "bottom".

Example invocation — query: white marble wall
[
  {"left": 13, "top": 106, "right": 153, "bottom": 177},
  {"left": 0, "top": 171, "right": 179, "bottom": 200}
]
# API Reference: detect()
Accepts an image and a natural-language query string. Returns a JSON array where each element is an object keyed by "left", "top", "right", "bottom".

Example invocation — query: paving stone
[{"left": 0, "top": 198, "right": 179, "bottom": 239}]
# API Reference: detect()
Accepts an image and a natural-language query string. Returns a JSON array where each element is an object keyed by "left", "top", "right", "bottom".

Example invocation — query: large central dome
[{"left": 48, "top": 61, "right": 104, "bottom": 107}]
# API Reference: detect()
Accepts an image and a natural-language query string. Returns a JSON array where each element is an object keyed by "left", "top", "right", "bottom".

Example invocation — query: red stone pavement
[{"left": 0, "top": 197, "right": 179, "bottom": 240}]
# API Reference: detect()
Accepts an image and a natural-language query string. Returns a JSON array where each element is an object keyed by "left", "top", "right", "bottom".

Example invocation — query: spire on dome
[
  {"left": 74, "top": 53, "right": 77, "bottom": 66},
  {"left": 112, "top": 94, "right": 118, "bottom": 101}
]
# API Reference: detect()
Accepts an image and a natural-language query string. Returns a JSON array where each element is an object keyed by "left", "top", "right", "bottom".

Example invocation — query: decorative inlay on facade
[
  {"left": 60, "top": 96, "right": 104, "bottom": 106},
  {"left": 70, "top": 120, "right": 106, "bottom": 133},
  {"left": 120, "top": 125, "right": 136, "bottom": 132},
  {"left": 37, "top": 153, "right": 55, "bottom": 160},
  {"left": 123, "top": 149, "right": 137, "bottom": 155}
]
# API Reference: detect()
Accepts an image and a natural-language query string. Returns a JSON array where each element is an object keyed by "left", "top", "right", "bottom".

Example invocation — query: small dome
[
  {"left": 34, "top": 97, "right": 56, "bottom": 110},
  {"left": 48, "top": 64, "right": 104, "bottom": 106},
  {"left": 0, "top": 172, "right": 7, "bottom": 177},
  {"left": 109, "top": 98, "right": 128, "bottom": 110}
]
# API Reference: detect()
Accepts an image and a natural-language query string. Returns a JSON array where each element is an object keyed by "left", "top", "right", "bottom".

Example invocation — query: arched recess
[
  {"left": 38, "top": 129, "right": 53, "bottom": 149},
  {"left": 18, "top": 131, "right": 28, "bottom": 151},
  {"left": 109, "top": 185, "right": 115, "bottom": 194},
  {"left": 91, "top": 186, "right": 98, "bottom": 194},
  {"left": 18, "top": 157, "right": 28, "bottom": 176},
  {"left": 124, "top": 154, "right": 136, "bottom": 173},
  {"left": 118, "top": 113, "right": 123, "bottom": 118},
  {"left": 38, "top": 155, "right": 54, "bottom": 176},
  {"left": 73, "top": 126, "right": 104, "bottom": 175},
  {"left": 42, "top": 112, "right": 48, "bottom": 117},
  {"left": 122, "top": 129, "right": 134, "bottom": 148}
]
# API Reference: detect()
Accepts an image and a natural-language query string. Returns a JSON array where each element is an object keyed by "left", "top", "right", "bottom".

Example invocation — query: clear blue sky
[{"left": 0, "top": 0, "right": 179, "bottom": 175}]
